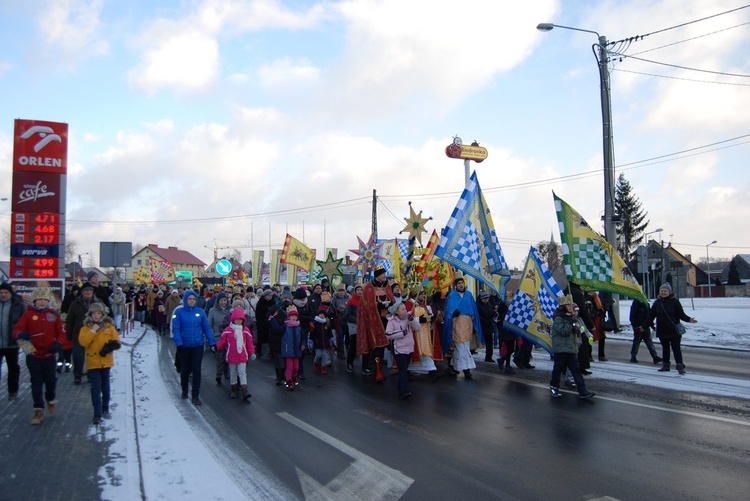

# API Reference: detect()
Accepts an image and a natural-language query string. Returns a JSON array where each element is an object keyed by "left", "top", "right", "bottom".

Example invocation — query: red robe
[{"left": 356, "top": 279, "right": 395, "bottom": 355}]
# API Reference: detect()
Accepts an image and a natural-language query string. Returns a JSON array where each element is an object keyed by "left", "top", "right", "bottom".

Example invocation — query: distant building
[
  {"left": 721, "top": 254, "right": 750, "bottom": 284},
  {"left": 127, "top": 244, "right": 206, "bottom": 283}
]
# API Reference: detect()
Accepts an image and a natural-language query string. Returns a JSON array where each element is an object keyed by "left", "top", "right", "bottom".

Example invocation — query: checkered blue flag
[
  {"left": 435, "top": 171, "right": 510, "bottom": 295},
  {"left": 505, "top": 289, "right": 535, "bottom": 331}
]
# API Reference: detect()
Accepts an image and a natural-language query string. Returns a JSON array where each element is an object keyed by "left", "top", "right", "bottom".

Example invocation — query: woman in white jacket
[{"left": 385, "top": 302, "right": 421, "bottom": 400}]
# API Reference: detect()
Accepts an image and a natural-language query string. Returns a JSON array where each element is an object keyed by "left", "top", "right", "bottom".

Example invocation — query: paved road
[
  {"left": 2, "top": 331, "right": 748, "bottom": 500},
  {"left": 164, "top": 339, "right": 750, "bottom": 500}
]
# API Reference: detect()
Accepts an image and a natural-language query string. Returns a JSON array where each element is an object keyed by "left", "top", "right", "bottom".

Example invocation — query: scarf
[
  {"left": 285, "top": 319, "right": 300, "bottom": 327},
  {"left": 231, "top": 323, "right": 245, "bottom": 353}
]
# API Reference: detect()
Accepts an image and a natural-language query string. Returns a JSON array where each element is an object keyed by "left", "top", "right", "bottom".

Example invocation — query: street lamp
[
  {"left": 706, "top": 240, "right": 717, "bottom": 298},
  {"left": 536, "top": 22, "right": 617, "bottom": 250},
  {"left": 643, "top": 228, "right": 663, "bottom": 300}
]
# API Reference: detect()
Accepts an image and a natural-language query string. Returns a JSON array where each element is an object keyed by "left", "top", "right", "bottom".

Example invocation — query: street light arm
[{"left": 536, "top": 23, "right": 600, "bottom": 37}]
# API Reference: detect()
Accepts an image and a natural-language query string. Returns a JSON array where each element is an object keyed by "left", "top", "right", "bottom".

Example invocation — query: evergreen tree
[
  {"left": 614, "top": 173, "right": 649, "bottom": 261},
  {"left": 728, "top": 260, "right": 741, "bottom": 285}
]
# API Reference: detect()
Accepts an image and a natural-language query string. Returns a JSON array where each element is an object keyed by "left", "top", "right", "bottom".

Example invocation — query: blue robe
[{"left": 442, "top": 290, "right": 482, "bottom": 355}]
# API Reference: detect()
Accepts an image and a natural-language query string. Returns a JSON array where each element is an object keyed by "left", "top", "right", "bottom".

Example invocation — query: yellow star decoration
[
  {"left": 316, "top": 251, "right": 344, "bottom": 281},
  {"left": 401, "top": 204, "right": 430, "bottom": 245}
]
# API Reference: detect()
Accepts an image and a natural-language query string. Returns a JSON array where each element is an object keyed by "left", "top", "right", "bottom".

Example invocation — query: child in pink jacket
[{"left": 216, "top": 308, "right": 256, "bottom": 400}]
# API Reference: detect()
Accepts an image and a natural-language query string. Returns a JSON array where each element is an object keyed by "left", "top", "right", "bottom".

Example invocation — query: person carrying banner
[
  {"left": 443, "top": 277, "right": 482, "bottom": 380},
  {"left": 549, "top": 295, "right": 595, "bottom": 399}
]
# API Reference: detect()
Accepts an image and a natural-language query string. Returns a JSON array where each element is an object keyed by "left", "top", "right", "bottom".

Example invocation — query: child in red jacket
[{"left": 13, "top": 288, "right": 66, "bottom": 425}]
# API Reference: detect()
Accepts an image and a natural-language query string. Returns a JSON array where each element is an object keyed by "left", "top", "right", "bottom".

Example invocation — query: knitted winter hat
[
  {"left": 230, "top": 308, "right": 245, "bottom": 322},
  {"left": 293, "top": 288, "right": 307, "bottom": 300},
  {"left": 660, "top": 283, "right": 672, "bottom": 293},
  {"left": 286, "top": 305, "right": 299, "bottom": 317},
  {"left": 88, "top": 302, "right": 110, "bottom": 315}
]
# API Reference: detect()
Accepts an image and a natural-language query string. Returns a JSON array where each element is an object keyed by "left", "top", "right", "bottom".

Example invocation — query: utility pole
[{"left": 371, "top": 189, "right": 378, "bottom": 240}]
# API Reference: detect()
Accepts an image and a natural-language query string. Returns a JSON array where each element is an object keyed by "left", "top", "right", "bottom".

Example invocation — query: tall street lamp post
[
  {"left": 706, "top": 240, "right": 717, "bottom": 298},
  {"left": 643, "top": 228, "right": 663, "bottom": 300},
  {"left": 536, "top": 22, "right": 617, "bottom": 251}
]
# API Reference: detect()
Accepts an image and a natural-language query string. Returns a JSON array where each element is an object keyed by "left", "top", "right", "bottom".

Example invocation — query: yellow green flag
[{"left": 553, "top": 192, "right": 648, "bottom": 303}]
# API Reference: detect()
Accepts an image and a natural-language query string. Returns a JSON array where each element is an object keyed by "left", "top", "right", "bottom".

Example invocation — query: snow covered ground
[{"left": 96, "top": 297, "right": 750, "bottom": 500}]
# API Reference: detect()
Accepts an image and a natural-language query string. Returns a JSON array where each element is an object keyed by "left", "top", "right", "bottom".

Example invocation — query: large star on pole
[
  {"left": 400, "top": 203, "right": 430, "bottom": 245},
  {"left": 349, "top": 234, "right": 383, "bottom": 272},
  {"left": 316, "top": 251, "right": 344, "bottom": 281}
]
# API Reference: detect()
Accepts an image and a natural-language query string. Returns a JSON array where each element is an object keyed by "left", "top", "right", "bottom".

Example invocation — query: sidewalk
[{"left": 0, "top": 326, "right": 144, "bottom": 501}]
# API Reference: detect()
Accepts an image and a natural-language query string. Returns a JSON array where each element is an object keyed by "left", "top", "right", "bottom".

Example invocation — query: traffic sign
[{"left": 216, "top": 259, "right": 232, "bottom": 276}]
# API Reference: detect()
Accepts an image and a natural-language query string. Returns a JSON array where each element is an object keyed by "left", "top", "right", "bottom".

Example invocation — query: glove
[
  {"left": 419, "top": 316, "right": 427, "bottom": 323},
  {"left": 17, "top": 332, "right": 31, "bottom": 341},
  {"left": 49, "top": 342, "right": 62, "bottom": 354},
  {"left": 250, "top": 354, "right": 257, "bottom": 361},
  {"left": 588, "top": 335, "right": 594, "bottom": 346},
  {"left": 634, "top": 326, "right": 644, "bottom": 334},
  {"left": 209, "top": 345, "right": 217, "bottom": 354},
  {"left": 407, "top": 314, "right": 414, "bottom": 322},
  {"left": 99, "top": 344, "right": 113, "bottom": 357},
  {"left": 452, "top": 310, "right": 460, "bottom": 318},
  {"left": 108, "top": 340, "right": 121, "bottom": 351}
]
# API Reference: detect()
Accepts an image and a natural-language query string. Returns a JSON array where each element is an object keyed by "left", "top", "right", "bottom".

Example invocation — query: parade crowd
[{"left": 1, "top": 266, "right": 698, "bottom": 423}]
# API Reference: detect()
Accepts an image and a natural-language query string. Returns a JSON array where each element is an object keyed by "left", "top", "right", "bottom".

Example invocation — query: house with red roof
[{"left": 126, "top": 244, "right": 207, "bottom": 283}]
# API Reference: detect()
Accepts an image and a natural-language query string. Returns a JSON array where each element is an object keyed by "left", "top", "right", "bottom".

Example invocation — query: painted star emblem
[
  {"left": 401, "top": 204, "right": 430, "bottom": 245},
  {"left": 316, "top": 251, "right": 344, "bottom": 281},
  {"left": 349, "top": 234, "right": 383, "bottom": 272}
]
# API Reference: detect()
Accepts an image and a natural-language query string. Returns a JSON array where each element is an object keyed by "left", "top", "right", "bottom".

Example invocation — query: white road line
[{"left": 278, "top": 411, "right": 414, "bottom": 501}]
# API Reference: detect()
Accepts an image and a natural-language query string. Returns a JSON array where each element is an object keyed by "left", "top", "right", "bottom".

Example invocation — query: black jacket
[
  {"left": 648, "top": 295, "right": 690, "bottom": 340},
  {"left": 0, "top": 295, "right": 26, "bottom": 348},
  {"left": 629, "top": 300, "right": 651, "bottom": 335}
]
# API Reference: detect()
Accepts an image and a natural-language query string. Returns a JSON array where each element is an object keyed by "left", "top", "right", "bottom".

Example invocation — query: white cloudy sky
[{"left": 1, "top": 0, "right": 748, "bottom": 271}]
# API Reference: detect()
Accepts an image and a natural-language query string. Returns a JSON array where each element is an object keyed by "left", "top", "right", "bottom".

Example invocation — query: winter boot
[
  {"left": 676, "top": 363, "right": 686, "bottom": 375},
  {"left": 652, "top": 355, "right": 663, "bottom": 364},
  {"left": 65, "top": 363, "right": 72, "bottom": 372},
  {"left": 549, "top": 386, "right": 561, "bottom": 398},
  {"left": 275, "top": 369, "right": 285, "bottom": 386},
  {"left": 504, "top": 364, "right": 516, "bottom": 375},
  {"left": 313, "top": 362, "right": 320, "bottom": 373},
  {"left": 56, "top": 362, "right": 63, "bottom": 373},
  {"left": 286, "top": 380, "right": 295, "bottom": 391},
  {"left": 321, "top": 365, "right": 328, "bottom": 375},
  {"left": 47, "top": 400, "right": 57, "bottom": 414},
  {"left": 579, "top": 390, "right": 596, "bottom": 399},
  {"left": 230, "top": 384, "right": 238, "bottom": 399},
  {"left": 241, "top": 385, "right": 250, "bottom": 400},
  {"left": 658, "top": 362, "right": 671, "bottom": 372},
  {"left": 31, "top": 408, "right": 44, "bottom": 425},
  {"left": 630, "top": 356, "right": 639, "bottom": 363},
  {"left": 463, "top": 370, "right": 474, "bottom": 380}
]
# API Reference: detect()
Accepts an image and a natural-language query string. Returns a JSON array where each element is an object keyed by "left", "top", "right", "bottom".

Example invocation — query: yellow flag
[{"left": 280, "top": 234, "right": 315, "bottom": 272}]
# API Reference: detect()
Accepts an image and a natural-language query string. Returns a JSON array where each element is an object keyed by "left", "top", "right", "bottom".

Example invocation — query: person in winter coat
[
  {"left": 13, "top": 288, "right": 66, "bottom": 424},
  {"left": 207, "top": 293, "right": 231, "bottom": 384},
  {"left": 629, "top": 299, "right": 662, "bottom": 364},
  {"left": 279, "top": 306, "right": 306, "bottom": 390},
  {"left": 344, "top": 284, "right": 362, "bottom": 373},
  {"left": 268, "top": 305, "right": 288, "bottom": 385},
  {"left": 164, "top": 289, "right": 181, "bottom": 329},
  {"left": 477, "top": 291, "right": 496, "bottom": 362},
  {"left": 385, "top": 302, "right": 420, "bottom": 399},
  {"left": 649, "top": 283, "right": 697, "bottom": 374},
  {"left": 292, "top": 287, "right": 314, "bottom": 379},
  {"left": 254, "top": 289, "right": 277, "bottom": 357},
  {"left": 216, "top": 308, "right": 256, "bottom": 400},
  {"left": 548, "top": 295, "right": 595, "bottom": 399},
  {"left": 153, "top": 290, "right": 168, "bottom": 335},
  {"left": 311, "top": 306, "right": 333, "bottom": 375},
  {"left": 65, "top": 282, "right": 102, "bottom": 384},
  {"left": 78, "top": 302, "right": 121, "bottom": 424},
  {"left": 109, "top": 286, "right": 127, "bottom": 330},
  {"left": 0, "top": 282, "right": 26, "bottom": 400},
  {"left": 172, "top": 290, "right": 216, "bottom": 405}
]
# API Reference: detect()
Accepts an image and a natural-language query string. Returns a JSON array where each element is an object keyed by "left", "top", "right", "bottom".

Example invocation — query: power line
[
  {"left": 614, "top": 68, "right": 750, "bottom": 87},
  {"left": 64, "top": 135, "right": 749, "bottom": 227},
  {"left": 627, "top": 21, "right": 750, "bottom": 57},
  {"left": 621, "top": 54, "right": 750, "bottom": 78},
  {"left": 611, "top": 4, "right": 750, "bottom": 45}
]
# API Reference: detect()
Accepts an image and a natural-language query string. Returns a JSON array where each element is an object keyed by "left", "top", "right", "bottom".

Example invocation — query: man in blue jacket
[{"left": 172, "top": 290, "right": 216, "bottom": 405}]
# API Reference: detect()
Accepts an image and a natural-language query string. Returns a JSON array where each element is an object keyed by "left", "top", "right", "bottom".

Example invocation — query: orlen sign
[{"left": 13, "top": 119, "right": 68, "bottom": 174}]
